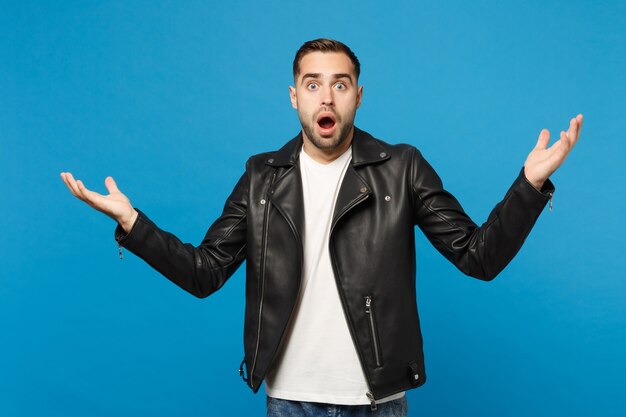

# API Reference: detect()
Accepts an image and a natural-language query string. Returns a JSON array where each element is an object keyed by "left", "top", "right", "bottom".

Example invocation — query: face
[{"left": 290, "top": 51, "right": 363, "bottom": 152}]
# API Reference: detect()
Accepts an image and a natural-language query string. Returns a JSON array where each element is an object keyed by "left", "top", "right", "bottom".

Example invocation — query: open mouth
[
  {"left": 316, "top": 113, "right": 337, "bottom": 134},
  {"left": 318, "top": 117, "right": 335, "bottom": 129}
]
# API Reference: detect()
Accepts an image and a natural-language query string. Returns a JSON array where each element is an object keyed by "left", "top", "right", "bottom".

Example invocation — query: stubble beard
[{"left": 299, "top": 110, "right": 355, "bottom": 151}]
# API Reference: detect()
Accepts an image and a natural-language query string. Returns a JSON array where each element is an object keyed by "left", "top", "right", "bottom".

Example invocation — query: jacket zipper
[
  {"left": 548, "top": 192, "right": 553, "bottom": 212},
  {"left": 329, "top": 188, "right": 379, "bottom": 410},
  {"left": 366, "top": 391, "right": 378, "bottom": 411},
  {"left": 365, "top": 295, "right": 382, "bottom": 368},
  {"left": 249, "top": 171, "right": 277, "bottom": 388}
]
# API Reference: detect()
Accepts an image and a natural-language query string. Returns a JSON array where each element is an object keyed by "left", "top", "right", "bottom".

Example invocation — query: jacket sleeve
[
  {"left": 411, "top": 148, "right": 554, "bottom": 280},
  {"left": 114, "top": 165, "right": 249, "bottom": 298}
]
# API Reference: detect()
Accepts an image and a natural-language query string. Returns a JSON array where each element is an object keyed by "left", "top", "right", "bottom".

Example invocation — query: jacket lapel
[
  {"left": 265, "top": 127, "right": 391, "bottom": 240},
  {"left": 266, "top": 133, "right": 305, "bottom": 244},
  {"left": 331, "top": 127, "right": 390, "bottom": 230},
  {"left": 269, "top": 164, "right": 305, "bottom": 245},
  {"left": 331, "top": 165, "right": 371, "bottom": 231}
]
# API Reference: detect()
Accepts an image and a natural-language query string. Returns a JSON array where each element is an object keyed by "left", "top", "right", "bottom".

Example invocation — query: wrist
[
  {"left": 118, "top": 209, "right": 138, "bottom": 233},
  {"left": 528, "top": 178, "right": 545, "bottom": 192},
  {"left": 523, "top": 168, "right": 545, "bottom": 192}
]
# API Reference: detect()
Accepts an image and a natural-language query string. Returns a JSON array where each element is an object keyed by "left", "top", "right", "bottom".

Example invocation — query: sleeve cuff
[
  {"left": 114, "top": 208, "right": 141, "bottom": 245},
  {"left": 520, "top": 167, "right": 555, "bottom": 197}
]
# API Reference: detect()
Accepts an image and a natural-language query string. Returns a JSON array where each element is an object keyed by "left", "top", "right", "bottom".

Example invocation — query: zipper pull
[
  {"left": 548, "top": 192, "right": 553, "bottom": 212},
  {"left": 366, "top": 391, "right": 377, "bottom": 411},
  {"left": 365, "top": 295, "right": 371, "bottom": 312},
  {"left": 117, "top": 242, "right": 124, "bottom": 260},
  {"left": 239, "top": 357, "right": 248, "bottom": 382}
]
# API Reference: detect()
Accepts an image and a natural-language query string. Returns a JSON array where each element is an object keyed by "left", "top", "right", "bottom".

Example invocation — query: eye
[
  {"left": 334, "top": 82, "right": 346, "bottom": 90},
  {"left": 306, "top": 83, "right": 318, "bottom": 90}
]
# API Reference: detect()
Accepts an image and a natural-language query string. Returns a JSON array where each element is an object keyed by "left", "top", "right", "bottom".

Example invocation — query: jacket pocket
[{"left": 365, "top": 295, "right": 383, "bottom": 367}]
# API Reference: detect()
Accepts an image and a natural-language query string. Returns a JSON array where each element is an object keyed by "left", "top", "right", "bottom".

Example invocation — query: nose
[{"left": 321, "top": 86, "right": 334, "bottom": 106}]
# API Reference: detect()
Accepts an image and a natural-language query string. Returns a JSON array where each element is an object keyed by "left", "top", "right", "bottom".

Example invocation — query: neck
[{"left": 301, "top": 127, "right": 354, "bottom": 164}]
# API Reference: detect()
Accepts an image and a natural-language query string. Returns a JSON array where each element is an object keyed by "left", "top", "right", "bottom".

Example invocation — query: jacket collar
[{"left": 265, "top": 126, "right": 390, "bottom": 167}]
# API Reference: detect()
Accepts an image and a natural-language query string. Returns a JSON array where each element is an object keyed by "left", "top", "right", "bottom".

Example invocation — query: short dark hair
[{"left": 293, "top": 38, "right": 360, "bottom": 81}]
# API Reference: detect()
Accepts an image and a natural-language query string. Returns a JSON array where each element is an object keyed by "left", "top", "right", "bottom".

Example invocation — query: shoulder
[
  {"left": 246, "top": 151, "right": 275, "bottom": 170},
  {"left": 245, "top": 132, "right": 302, "bottom": 172},
  {"left": 355, "top": 128, "right": 424, "bottom": 164}
]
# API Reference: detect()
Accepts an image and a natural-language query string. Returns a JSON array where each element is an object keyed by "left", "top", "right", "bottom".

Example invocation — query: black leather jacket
[{"left": 115, "top": 127, "right": 554, "bottom": 405}]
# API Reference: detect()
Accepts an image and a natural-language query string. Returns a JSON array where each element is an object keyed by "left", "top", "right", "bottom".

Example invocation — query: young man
[{"left": 61, "top": 39, "right": 583, "bottom": 417}]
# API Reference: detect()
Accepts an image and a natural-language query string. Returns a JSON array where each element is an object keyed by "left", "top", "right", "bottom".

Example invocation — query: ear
[
  {"left": 356, "top": 85, "right": 363, "bottom": 108},
  {"left": 289, "top": 86, "right": 297, "bottom": 109}
]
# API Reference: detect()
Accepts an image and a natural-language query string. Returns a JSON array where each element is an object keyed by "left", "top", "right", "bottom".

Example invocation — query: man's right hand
[{"left": 60, "top": 172, "right": 138, "bottom": 233}]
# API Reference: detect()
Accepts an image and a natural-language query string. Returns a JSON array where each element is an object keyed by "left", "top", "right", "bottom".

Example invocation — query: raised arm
[
  {"left": 60, "top": 170, "right": 249, "bottom": 298},
  {"left": 413, "top": 114, "right": 583, "bottom": 280}
]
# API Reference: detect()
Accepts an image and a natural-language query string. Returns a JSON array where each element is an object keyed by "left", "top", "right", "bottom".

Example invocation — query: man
[{"left": 61, "top": 39, "right": 582, "bottom": 417}]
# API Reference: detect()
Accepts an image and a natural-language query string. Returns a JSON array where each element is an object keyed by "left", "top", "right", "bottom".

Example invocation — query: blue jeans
[{"left": 266, "top": 396, "right": 408, "bottom": 417}]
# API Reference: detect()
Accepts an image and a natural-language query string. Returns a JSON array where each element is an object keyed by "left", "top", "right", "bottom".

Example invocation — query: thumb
[
  {"left": 104, "top": 176, "right": 121, "bottom": 194},
  {"left": 534, "top": 128, "right": 550, "bottom": 150}
]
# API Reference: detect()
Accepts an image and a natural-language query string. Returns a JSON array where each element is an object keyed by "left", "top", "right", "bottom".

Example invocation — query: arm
[
  {"left": 412, "top": 114, "right": 582, "bottom": 280},
  {"left": 412, "top": 153, "right": 553, "bottom": 280},
  {"left": 60, "top": 166, "right": 249, "bottom": 298}
]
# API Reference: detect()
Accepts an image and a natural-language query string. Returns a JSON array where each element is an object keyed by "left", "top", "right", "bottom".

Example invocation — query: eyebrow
[{"left": 300, "top": 73, "right": 354, "bottom": 85}]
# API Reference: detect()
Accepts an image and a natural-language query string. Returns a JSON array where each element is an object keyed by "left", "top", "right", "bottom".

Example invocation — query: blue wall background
[{"left": 2, "top": 1, "right": 624, "bottom": 416}]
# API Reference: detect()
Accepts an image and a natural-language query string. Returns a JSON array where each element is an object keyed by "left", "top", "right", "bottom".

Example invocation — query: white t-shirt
[{"left": 264, "top": 145, "right": 403, "bottom": 405}]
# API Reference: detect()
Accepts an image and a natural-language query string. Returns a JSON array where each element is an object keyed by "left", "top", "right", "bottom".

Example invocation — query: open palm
[
  {"left": 524, "top": 114, "right": 583, "bottom": 190},
  {"left": 60, "top": 173, "right": 137, "bottom": 232}
]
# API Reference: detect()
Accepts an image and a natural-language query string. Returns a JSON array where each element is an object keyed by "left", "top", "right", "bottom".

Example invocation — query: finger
[
  {"left": 544, "top": 136, "right": 562, "bottom": 158},
  {"left": 565, "top": 128, "right": 575, "bottom": 148},
  {"left": 60, "top": 172, "right": 80, "bottom": 198},
  {"left": 75, "top": 179, "right": 92, "bottom": 203},
  {"left": 566, "top": 117, "right": 578, "bottom": 144},
  {"left": 105, "top": 176, "right": 120, "bottom": 194},
  {"left": 546, "top": 131, "right": 567, "bottom": 153},
  {"left": 535, "top": 128, "right": 550, "bottom": 150},
  {"left": 64, "top": 172, "right": 85, "bottom": 200},
  {"left": 76, "top": 179, "right": 104, "bottom": 206},
  {"left": 556, "top": 130, "right": 571, "bottom": 156},
  {"left": 575, "top": 114, "right": 583, "bottom": 141}
]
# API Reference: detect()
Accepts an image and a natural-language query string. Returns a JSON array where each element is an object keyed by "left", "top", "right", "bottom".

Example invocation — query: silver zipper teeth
[
  {"left": 365, "top": 296, "right": 382, "bottom": 367},
  {"left": 549, "top": 192, "right": 553, "bottom": 212},
  {"left": 329, "top": 189, "right": 378, "bottom": 409},
  {"left": 249, "top": 171, "right": 276, "bottom": 387}
]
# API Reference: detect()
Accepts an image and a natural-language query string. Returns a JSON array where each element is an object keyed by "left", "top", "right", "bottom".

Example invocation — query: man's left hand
[{"left": 524, "top": 114, "right": 583, "bottom": 191}]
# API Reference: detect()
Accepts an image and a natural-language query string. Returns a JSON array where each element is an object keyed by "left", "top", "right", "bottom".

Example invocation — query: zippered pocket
[{"left": 365, "top": 295, "right": 383, "bottom": 367}]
